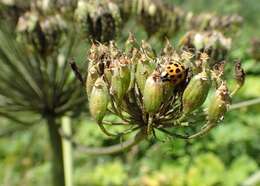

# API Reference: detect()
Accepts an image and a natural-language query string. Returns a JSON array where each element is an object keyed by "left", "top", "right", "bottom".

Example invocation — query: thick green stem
[
  {"left": 47, "top": 117, "right": 65, "bottom": 186},
  {"left": 61, "top": 116, "right": 73, "bottom": 186}
]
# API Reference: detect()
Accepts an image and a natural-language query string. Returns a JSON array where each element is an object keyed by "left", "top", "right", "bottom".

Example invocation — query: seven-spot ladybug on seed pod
[{"left": 160, "top": 62, "right": 188, "bottom": 86}]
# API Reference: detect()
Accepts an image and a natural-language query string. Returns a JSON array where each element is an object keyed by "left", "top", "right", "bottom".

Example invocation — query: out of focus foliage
[{"left": 1, "top": 0, "right": 260, "bottom": 186}]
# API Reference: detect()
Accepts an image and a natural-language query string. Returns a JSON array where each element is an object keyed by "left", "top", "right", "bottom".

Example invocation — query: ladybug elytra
[{"left": 160, "top": 62, "right": 187, "bottom": 85}]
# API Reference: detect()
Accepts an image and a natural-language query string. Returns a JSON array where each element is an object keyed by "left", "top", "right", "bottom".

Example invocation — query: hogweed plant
[
  {"left": 69, "top": 34, "right": 245, "bottom": 154},
  {"left": 0, "top": 3, "right": 84, "bottom": 185}
]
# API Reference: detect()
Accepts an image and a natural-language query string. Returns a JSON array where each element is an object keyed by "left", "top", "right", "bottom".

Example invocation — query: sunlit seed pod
[
  {"left": 89, "top": 77, "right": 109, "bottom": 123},
  {"left": 128, "top": 64, "right": 137, "bottom": 91},
  {"left": 162, "top": 39, "right": 175, "bottom": 56},
  {"left": 207, "top": 82, "right": 230, "bottom": 123},
  {"left": 135, "top": 59, "right": 155, "bottom": 94},
  {"left": 119, "top": 64, "right": 131, "bottom": 92},
  {"left": 86, "top": 65, "right": 99, "bottom": 98},
  {"left": 110, "top": 64, "right": 130, "bottom": 102},
  {"left": 182, "top": 71, "right": 211, "bottom": 115},
  {"left": 143, "top": 71, "right": 164, "bottom": 113},
  {"left": 128, "top": 49, "right": 141, "bottom": 90},
  {"left": 110, "top": 69, "right": 125, "bottom": 102}
]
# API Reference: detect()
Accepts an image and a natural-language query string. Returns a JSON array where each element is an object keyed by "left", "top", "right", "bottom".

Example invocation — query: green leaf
[{"left": 224, "top": 155, "right": 258, "bottom": 186}]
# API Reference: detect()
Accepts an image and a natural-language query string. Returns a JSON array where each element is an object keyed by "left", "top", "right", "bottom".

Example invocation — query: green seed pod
[
  {"left": 163, "top": 81, "right": 175, "bottom": 100},
  {"left": 162, "top": 39, "right": 175, "bottom": 56},
  {"left": 86, "top": 65, "right": 99, "bottom": 98},
  {"left": 141, "top": 40, "right": 156, "bottom": 59},
  {"left": 207, "top": 82, "right": 230, "bottom": 123},
  {"left": 128, "top": 49, "right": 140, "bottom": 90},
  {"left": 110, "top": 61, "right": 131, "bottom": 102},
  {"left": 89, "top": 78, "right": 109, "bottom": 123},
  {"left": 120, "top": 64, "right": 131, "bottom": 92},
  {"left": 143, "top": 72, "right": 164, "bottom": 113},
  {"left": 135, "top": 57, "right": 155, "bottom": 94},
  {"left": 125, "top": 33, "right": 139, "bottom": 56},
  {"left": 110, "top": 73, "right": 124, "bottom": 102},
  {"left": 182, "top": 71, "right": 211, "bottom": 115}
]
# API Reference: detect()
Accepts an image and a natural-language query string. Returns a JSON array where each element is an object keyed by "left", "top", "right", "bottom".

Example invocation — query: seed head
[
  {"left": 207, "top": 82, "right": 230, "bottom": 123},
  {"left": 89, "top": 77, "right": 109, "bottom": 123},
  {"left": 182, "top": 71, "right": 211, "bottom": 115},
  {"left": 143, "top": 71, "right": 164, "bottom": 113}
]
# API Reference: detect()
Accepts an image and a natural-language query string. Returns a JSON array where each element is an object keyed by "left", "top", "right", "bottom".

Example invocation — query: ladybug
[{"left": 160, "top": 62, "right": 188, "bottom": 85}]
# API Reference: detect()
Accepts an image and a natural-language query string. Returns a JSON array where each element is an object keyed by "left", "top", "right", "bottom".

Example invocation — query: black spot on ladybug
[
  {"left": 169, "top": 62, "right": 173, "bottom": 65},
  {"left": 174, "top": 64, "right": 179, "bottom": 67},
  {"left": 162, "top": 73, "right": 168, "bottom": 78},
  {"left": 181, "top": 65, "right": 185, "bottom": 70},
  {"left": 175, "top": 68, "right": 180, "bottom": 73},
  {"left": 167, "top": 66, "right": 171, "bottom": 69},
  {"left": 162, "top": 78, "right": 169, "bottom": 82},
  {"left": 169, "top": 69, "right": 174, "bottom": 73},
  {"left": 170, "top": 75, "right": 175, "bottom": 78}
]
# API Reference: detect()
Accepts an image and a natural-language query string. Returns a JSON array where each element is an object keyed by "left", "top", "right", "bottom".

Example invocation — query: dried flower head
[
  {"left": 17, "top": 11, "right": 67, "bottom": 56},
  {"left": 75, "top": 0, "right": 121, "bottom": 43},
  {"left": 186, "top": 12, "right": 243, "bottom": 34},
  {"left": 179, "top": 30, "right": 232, "bottom": 63},
  {"left": 131, "top": 0, "right": 185, "bottom": 38}
]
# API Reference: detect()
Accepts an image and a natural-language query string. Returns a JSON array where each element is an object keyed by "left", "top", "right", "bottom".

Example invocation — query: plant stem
[
  {"left": 229, "top": 97, "right": 260, "bottom": 110},
  {"left": 76, "top": 130, "right": 146, "bottom": 155},
  {"left": 47, "top": 116, "right": 65, "bottom": 186},
  {"left": 61, "top": 116, "right": 73, "bottom": 186},
  {"left": 188, "top": 122, "right": 216, "bottom": 139},
  {"left": 60, "top": 129, "right": 147, "bottom": 155}
]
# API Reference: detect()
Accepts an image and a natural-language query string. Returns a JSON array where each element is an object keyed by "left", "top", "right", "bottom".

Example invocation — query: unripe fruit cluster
[{"left": 86, "top": 34, "right": 243, "bottom": 139}]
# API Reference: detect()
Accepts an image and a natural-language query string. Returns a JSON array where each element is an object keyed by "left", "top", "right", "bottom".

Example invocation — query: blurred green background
[{"left": 0, "top": 0, "right": 260, "bottom": 186}]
